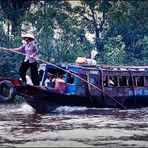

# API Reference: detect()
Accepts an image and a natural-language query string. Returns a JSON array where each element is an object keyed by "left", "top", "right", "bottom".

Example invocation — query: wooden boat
[{"left": 1, "top": 63, "right": 148, "bottom": 112}]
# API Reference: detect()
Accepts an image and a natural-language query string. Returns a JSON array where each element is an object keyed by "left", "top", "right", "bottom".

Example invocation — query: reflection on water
[{"left": 0, "top": 103, "right": 148, "bottom": 147}]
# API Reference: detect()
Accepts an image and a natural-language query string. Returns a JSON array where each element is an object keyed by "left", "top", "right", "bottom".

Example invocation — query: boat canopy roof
[{"left": 38, "top": 63, "right": 148, "bottom": 73}]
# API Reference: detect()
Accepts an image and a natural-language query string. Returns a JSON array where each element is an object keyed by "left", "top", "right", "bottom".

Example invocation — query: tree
[
  {"left": 25, "top": 0, "right": 94, "bottom": 63},
  {"left": 0, "top": 0, "right": 34, "bottom": 36},
  {"left": 105, "top": 0, "right": 148, "bottom": 64},
  {"left": 72, "top": 0, "right": 118, "bottom": 60}
]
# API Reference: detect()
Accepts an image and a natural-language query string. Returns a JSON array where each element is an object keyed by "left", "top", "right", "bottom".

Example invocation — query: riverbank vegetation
[{"left": 0, "top": 0, "right": 147, "bottom": 79}]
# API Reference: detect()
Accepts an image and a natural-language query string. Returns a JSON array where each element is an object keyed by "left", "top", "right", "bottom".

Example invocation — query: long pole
[{"left": 0, "top": 47, "right": 127, "bottom": 110}]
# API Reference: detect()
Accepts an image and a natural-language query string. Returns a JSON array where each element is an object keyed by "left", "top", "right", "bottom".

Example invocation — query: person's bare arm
[{"left": 8, "top": 48, "right": 20, "bottom": 51}]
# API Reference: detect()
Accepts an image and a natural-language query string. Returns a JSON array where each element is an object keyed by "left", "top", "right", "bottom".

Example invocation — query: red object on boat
[{"left": 54, "top": 81, "right": 66, "bottom": 94}]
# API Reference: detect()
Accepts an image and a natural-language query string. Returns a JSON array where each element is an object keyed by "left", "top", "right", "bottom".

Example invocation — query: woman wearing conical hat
[{"left": 8, "top": 33, "right": 40, "bottom": 86}]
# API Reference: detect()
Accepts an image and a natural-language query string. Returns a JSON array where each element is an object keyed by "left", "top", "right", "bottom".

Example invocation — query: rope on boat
[{"left": 0, "top": 47, "right": 127, "bottom": 110}]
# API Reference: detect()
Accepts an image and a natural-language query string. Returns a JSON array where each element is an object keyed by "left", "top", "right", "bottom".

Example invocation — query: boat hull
[
  {"left": 2, "top": 79, "right": 147, "bottom": 112},
  {"left": 23, "top": 92, "right": 148, "bottom": 113}
]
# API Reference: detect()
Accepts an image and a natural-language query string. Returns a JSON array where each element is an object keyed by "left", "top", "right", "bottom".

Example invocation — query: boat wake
[
  {"left": 52, "top": 105, "right": 148, "bottom": 116},
  {"left": 20, "top": 103, "right": 36, "bottom": 114},
  {"left": 53, "top": 106, "right": 88, "bottom": 114},
  {"left": 0, "top": 103, "right": 35, "bottom": 115}
]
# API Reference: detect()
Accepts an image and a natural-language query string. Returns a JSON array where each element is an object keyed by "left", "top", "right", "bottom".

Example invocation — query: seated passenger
[
  {"left": 54, "top": 75, "right": 66, "bottom": 94},
  {"left": 55, "top": 75, "right": 65, "bottom": 82},
  {"left": 45, "top": 72, "right": 54, "bottom": 87}
]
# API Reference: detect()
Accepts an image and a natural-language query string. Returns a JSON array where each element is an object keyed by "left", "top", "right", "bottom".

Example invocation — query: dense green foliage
[{"left": 0, "top": 0, "right": 147, "bottom": 78}]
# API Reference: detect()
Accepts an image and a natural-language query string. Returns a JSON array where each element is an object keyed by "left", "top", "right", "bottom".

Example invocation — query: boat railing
[{"left": 73, "top": 64, "right": 148, "bottom": 71}]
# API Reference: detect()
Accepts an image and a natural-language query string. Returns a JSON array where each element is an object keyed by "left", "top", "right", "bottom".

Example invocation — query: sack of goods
[{"left": 75, "top": 57, "right": 87, "bottom": 64}]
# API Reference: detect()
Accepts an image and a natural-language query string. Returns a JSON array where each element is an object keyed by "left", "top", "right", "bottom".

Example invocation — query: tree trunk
[{"left": 11, "top": 21, "right": 21, "bottom": 36}]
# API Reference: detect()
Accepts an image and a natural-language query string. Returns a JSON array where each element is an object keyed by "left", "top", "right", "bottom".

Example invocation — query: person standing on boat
[{"left": 8, "top": 33, "right": 40, "bottom": 86}]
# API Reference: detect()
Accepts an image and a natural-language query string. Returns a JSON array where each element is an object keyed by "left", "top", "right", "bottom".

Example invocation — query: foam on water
[
  {"left": 20, "top": 103, "right": 36, "bottom": 114},
  {"left": 0, "top": 103, "right": 35, "bottom": 115},
  {"left": 53, "top": 106, "right": 88, "bottom": 113}
]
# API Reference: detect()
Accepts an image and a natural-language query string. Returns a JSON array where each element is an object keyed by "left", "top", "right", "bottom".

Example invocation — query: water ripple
[{"left": 0, "top": 103, "right": 148, "bottom": 147}]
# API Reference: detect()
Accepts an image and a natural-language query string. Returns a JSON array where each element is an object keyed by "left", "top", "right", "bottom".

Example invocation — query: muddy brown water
[{"left": 0, "top": 103, "right": 148, "bottom": 147}]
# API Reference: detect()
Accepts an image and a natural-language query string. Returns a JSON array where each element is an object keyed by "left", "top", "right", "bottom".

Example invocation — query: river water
[{"left": 0, "top": 103, "right": 148, "bottom": 147}]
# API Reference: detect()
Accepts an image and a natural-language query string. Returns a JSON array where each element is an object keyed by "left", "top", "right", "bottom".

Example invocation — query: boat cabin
[
  {"left": 38, "top": 63, "right": 148, "bottom": 105},
  {"left": 38, "top": 63, "right": 101, "bottom": 95}
]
